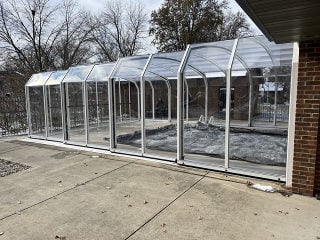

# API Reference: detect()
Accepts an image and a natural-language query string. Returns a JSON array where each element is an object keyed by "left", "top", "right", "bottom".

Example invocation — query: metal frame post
[
  {"left": 184, "top": 79, "right": 189, "bottom": 122},
  {"left": 43, "top": 85, "right": 49, "bottom": 139},
  {"left": 248, "top": 73, "right": 253, "bottom": 127},
  {"left": 48, "top": 86, "right": 53, "bottom": 135},
  {"left": 167, "top": 82, "right": 172, "bottom": 122},
  {"left": 274, "top": 77, "right": 278, "bottom": 125},
  {"left": 65, "top": 82, "right": 71, "bottom": 140},
  {"left": 140, "top": 54, "right": 153, "bottom": 155},
  {"left": 83, "top": 81, "right": 89, "bottom": 145},
  {"left": 177, "top": 45, "right": 192, "bottom": 162},
  {"left": 147, "top": 81, "right": 155, "bottom": 120},
  {"left": 286, "top": 42, "right": 299, "bottom": 187},
  {"left": 204, "top": 76, "right": 208, "bottom": 122},
  {"left": 108, "top": 59, "right": 121, "bottom": 150},
  {"left": 118, "top": 79, "right": 122, "bottom": 121},
  {"left": 25, "top": 86, "right": 31, "bottom": 136},
  {"left": 95, "top": 80, "right": 100, "bottom": 127},
  {"left": 225, "top": 39, "right": 239, "bottom": 169},
  {"left": 59, "top": 69, "right": 71, "bottom": 143},
  {"left": 83, "top": 66, "right": 95, "bottom": 146},
  {"left": 137, "top": 82, "right": 141, "bottom": 121},
  {"left": 129, "top": 81, "right": 131, "bottom": 120},
  {"left": 42, "top": 73, "right": 52, "bottom": 139},
  {"left": 60, "top": 82, "right": 67, "bottom": 142}
]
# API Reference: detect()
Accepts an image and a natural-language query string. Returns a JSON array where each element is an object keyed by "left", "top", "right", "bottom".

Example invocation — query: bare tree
[
  {"left": 0, "top": 0, "right": 59, "bottom": 73},
  {"left": 216, "top": 11, "right": 251, "bottom": 41},
  {"left": 0, "top": 0, "right": 96, "bottom": 74},
  {"left": 92, "top": 0, "right": 148, "bottom": 62},
  {"left": 51, "top": 0, "right": 96, "bottom": 69}
]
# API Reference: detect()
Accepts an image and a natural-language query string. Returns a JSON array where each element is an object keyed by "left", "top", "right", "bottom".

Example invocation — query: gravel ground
[{"left": 0, "top": 158, "right": 31, "bottom": 177}]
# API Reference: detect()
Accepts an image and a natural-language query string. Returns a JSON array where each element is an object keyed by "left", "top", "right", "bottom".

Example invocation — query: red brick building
[{"left": 235, "top": 0, "right": 320, "bottom": 196}]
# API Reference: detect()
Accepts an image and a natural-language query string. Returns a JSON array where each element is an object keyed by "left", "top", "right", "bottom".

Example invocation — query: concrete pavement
[{"left": 0, "top": 139, "right": 319, "bottom": 240}]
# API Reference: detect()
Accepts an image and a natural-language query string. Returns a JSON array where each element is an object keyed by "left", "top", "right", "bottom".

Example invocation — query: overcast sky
[
  {"left": 76, "top": 0, "right": 261, "bottom": 53},
  {"left": 77, "top": 0, "right": 261, "bottom": 34}
]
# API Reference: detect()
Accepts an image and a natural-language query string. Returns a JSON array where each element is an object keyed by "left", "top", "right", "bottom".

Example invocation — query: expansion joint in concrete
[
  {"left": 124, "top": 173, "right": 208, "bottom": 240},
  {"left": 0, "top": 162, "right": 132, "bottom": 222}
]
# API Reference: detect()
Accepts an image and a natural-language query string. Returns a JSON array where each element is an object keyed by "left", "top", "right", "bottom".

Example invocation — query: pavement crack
[
  {"left": 0, "top": 162, "right": 132, "bottom": 222},
  {"left": 124, "top": 172, "right": 208, "bottom": 240}
]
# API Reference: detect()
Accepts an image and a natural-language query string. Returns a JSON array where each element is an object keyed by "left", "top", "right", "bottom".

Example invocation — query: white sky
[
  {"left": 76, "top": 0, "right": 262, "bottom": 53},
  {"left": 77, "top": 0, "right": 261, "bottom": 34}
]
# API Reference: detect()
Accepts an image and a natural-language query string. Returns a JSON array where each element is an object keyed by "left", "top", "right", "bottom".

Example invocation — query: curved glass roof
[
  {"left": 86, "top": 63, "right": 115, "bottom": 82},
  {"left": 26, "top": 72, "right": 52, "bottom": 87},
  {"left": 186, "top": 38, "right": 236, "bottom": 74},
  {"left": 45, "top": 70, "right": 68, "bottom": 86},
  {"left": 233, "top": 36, "right": 293, "bottom": 70},
  {"left": 145, "top": 51, "right": 184, "bottom": 80},
  {"left": 62, "top": 65, "right": 94, "bottom": 83},
  {"left": 26, "top": 36, "right": 294, "bottom": 87},
  {"left": 111, "top": 55, "right": 149, "bottom": 81}
]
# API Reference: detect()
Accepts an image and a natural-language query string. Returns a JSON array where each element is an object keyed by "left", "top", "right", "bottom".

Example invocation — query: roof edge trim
[{"left": 235, "top": 0, "right": 275, "bottom": 42}]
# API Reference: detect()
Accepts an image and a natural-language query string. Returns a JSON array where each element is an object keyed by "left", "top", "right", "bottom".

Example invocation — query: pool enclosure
[{"left": 26, "top": 36, "right": 295, "bottom": 181}]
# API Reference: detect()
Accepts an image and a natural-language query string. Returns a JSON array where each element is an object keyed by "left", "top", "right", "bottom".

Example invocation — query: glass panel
[
  {"left": 112, "top": 56, "right": 148, "bottom": 154},
  {"left": 87, "top": 81, "right": 109, "bottom": 147},
  {"left": 183, "top": 76, "right": 226, "bottom": 167},
  {"left": 63, "top": 65, "right": 93, "bottom": 144},
  {"left": 275, "top": 73, "right": 291, "bottom": 125},
  {"left": 46, "top": 71, "right": 67, "bottom": 86},
  {"left": 253, "top": 69, "right": 275, "bottom": 126},
  {"left": 86, "top": 64, "right": 115, "bottom": 82},
  {"left": 228, "top": 37, "right": 293, "bottom": 178},
  {"left": 29, "top": 86, "right": 45, "bottom": 137},
  {"left": 26, "top": 72, "right": 52, "bottom": 87},
  {"left": 185, "top": 78, "right": 206, "bottom": 121},
  {"left": 230, "top": 70, "right": 250, "bottom": 127},
  {"left": 86, "top": 64, "right": 114, "bottom": 148},
  {"left": 114, "top": 79, "right": 141, "bottom": 153},
  {"left": 63, "top": 65, "right": 93, "bottom": 83},
  {"left": 182, "top": 42, "right": 234, "bottom": 168},
  {"left": 142, "top": 53, "right": 181, "bottom": 160},
  {"left": 144, "top": 79, "right": 176, "bottom": 159},
  {"left": 65, "top": 82, "right": 85, "bottom": 144},
  {"left": 46, "top": 85, "right": 63, "bottom": 140},
  {"left": 45, "top": 71, "right": 67, "bottom": 140}
]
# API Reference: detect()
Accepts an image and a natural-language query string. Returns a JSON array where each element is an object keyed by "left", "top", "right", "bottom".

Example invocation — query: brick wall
[
  {"left": 292, "top": 41, "right": 320, "bottom": 196},
  {"left": 315, "top": 113, "right": 320, "bottom": 194}
]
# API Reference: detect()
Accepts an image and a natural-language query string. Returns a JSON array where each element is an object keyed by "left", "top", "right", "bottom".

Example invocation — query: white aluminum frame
[
  {"left": 107, "top": 59, "right": 121, "bottom": 151},
  {"left": 62, "top": 65, "right": 95, "bottom": 147},
  {"left": 286, "top": 42, "right": 299, "bottom": 186},
  {"left": 26, "top": 36, "right": 294, "bottom": 182},
  {"left": 26, "top": 72, "right": 52, "bottom": 139},
  {"left": 225, "top": 39, "right": 239, "bottom": 168},
  {"left": 141, "top": 54, "right": 153, "bottom": 155}
]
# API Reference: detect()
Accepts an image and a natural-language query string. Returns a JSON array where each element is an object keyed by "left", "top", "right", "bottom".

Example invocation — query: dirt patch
[{"left": 0, "top": 158, "right": 31, "bottom": 177}]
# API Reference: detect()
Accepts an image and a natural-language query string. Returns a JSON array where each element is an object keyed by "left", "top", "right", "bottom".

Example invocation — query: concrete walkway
[{"left": 0, "top": 139, "right": 319, "bottom": 240}]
